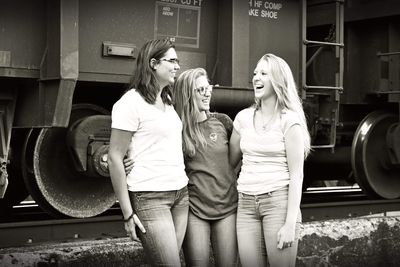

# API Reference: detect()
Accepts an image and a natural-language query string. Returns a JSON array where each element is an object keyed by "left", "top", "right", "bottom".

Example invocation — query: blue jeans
[
  {"left": 129, "top": 186, "right": 189, "bottom": 267},
  {"left": 236, "top": 187, "right": 301, "bottom": 267},
  {"left": 183, "top": 210, "right": 238, "bottom": 267}
]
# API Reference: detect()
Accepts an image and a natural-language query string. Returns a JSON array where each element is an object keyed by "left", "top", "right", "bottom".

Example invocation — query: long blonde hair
[
  {"left": 174, "top": 68, "right": 209, "bottom": 157},
  {"left": 254, "top": 54, "right": 311, "bottom": 157}
]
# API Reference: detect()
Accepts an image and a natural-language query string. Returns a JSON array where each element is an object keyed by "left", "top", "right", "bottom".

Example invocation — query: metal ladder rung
[
  {"left": 375, "top": 91, "right": 400, "bottom": 95},
  {"left": 377, "top": 51, "right": 400, "bottom": 57},
  {"left": 305, "top": 92, "right": 332, "bottom": 97},
  {"left": 304, "top": 40, "right": 344, "bottom": 47},
  {"left": 304, "top": 85, "right": 343, "bottom": 91},
  {"left": 311, "top": 144, "right": 336, "bottom": 149}
]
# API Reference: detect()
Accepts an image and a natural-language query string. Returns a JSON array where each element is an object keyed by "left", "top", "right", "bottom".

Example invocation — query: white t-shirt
[
  {"left": 111, "top": 89, "right": 188, "bottom": 192},
  {"left": 233, "top": 107, "right": 301, "bottom": 195}
]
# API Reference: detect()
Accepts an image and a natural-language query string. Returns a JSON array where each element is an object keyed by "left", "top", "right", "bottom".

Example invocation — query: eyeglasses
[
  {"left": 195, "top": 85, "right": 213, "bottom": 96},
  {"left": 159, "top": 58, "right": 180, "bottom": 65}
]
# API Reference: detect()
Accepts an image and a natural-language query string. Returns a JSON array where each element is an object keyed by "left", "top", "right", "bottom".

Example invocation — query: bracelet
[{"left": 123, "top": 212, "right": 134, "bottom": 222}]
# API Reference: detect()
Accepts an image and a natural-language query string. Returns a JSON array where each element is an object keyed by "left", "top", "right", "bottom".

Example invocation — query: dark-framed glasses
[
  {"left": 195, "top": 85, "right": 213, "bottom": 96},
  {"left": 159, "top": 58, "right": 180, "bottom": 65}
]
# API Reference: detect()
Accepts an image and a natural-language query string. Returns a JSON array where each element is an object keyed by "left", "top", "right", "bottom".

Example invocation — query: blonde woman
[
  {"left": 230, "top": 54, "right": 311, "bottom": 267},
  {"left": 174, "top": 68, "right": 239, "bottom": 267}
]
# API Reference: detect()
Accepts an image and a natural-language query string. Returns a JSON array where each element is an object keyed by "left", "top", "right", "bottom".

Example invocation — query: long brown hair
[{"left": 129, "top": 38, "right": 174, "bottom": 105}]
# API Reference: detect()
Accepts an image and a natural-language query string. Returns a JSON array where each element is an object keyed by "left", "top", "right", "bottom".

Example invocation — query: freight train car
[{"left": 0, "top": 0, "right": 399, "bottom": 218}]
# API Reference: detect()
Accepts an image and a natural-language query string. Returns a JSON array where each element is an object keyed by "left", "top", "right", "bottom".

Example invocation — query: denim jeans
[
  {"left": 129, "top": 186, "right": 189, "bottom": 267},
  {"left": 236, "top": 187, "right": 301, "bottom": 267},
  {"left": 183, "top": 210, "right": 238, "bottom": 267}
]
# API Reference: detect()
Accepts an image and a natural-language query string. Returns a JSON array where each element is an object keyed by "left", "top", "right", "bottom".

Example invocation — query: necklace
[
  {"left": 256, "top": 100, "right": 279, "bottom": 131},
  {"left": 259, "top": 110, "right": 276, "bottom": 131}
]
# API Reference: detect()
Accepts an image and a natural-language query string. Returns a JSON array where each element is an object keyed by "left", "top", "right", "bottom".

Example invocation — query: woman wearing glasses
[
  {"left": 108, "top": 38, "right": 189, "bottom": 267},
  {"left": 229, "top": 54, "right": 311, "bottom": 267},
  {"left": 174, "top": 68, "right": 239, "bottom": 267}
]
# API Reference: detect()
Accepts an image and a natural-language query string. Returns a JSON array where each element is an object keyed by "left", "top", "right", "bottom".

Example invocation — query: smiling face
[
  {"left": 252, "top": 59, "right": 275, "bottom": 100},
  {"left": 155, "top": 47, "right": 180, "bottom": 87},
  {"left": 193, "top": 75, "right": 212, "bottom": 112}
]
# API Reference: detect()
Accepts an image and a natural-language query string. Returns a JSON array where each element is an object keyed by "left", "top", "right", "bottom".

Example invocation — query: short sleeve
[
  {"left": 282, "top": 110, "right": 301, "bottom": 136},
  {"left": 212, "top": 112, "right": 233, "bottom": 138},
  {"left": 111, "top": 91, "right": 140, "bottom": 132},
  {"left": 233, "top": 109, "right": 248, "bottom": 135}
]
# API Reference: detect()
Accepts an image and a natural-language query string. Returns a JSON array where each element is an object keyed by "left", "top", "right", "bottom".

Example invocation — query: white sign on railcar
[{"left": 249, "top": 0, "right": 283, "bottom": 19}]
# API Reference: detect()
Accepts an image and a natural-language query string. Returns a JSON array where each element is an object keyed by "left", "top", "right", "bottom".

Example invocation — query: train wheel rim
[
  {"left": 27, "top": 104, "right": 116, "bottom": 218},
  {"left": 351, "top": 111, "right": 400, "bottom": 199},
  {"left": 22, "top": 128, "right": 64, "bottom": 217}
]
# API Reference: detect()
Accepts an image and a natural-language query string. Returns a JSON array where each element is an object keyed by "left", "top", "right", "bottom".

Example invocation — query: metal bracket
[{"left": 102, "top": 42, "right": 136, "bottom": 58}]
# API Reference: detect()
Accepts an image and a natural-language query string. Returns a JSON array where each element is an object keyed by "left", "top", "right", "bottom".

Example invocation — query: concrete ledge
[
  {"left": 0, "top": 239, "right": 148, "bottom": 267},
  {"left": 297, "top": 216, "right": 400, "bottom": 267},
  {"left": 1, "top": 216, "right": 399, "bottom": 267}
]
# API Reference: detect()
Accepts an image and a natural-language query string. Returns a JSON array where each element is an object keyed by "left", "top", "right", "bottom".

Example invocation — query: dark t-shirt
[{"left": 185, "top": 115, "right": 238, "bottom": 220}]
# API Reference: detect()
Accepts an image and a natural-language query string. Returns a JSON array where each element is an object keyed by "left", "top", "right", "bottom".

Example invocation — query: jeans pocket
[
  {"left": 132, "top": 191, "right": 163, "bottom": 211},
  {"left": 132, "top": 191, "right": 148, "bottom": 204},
  {"left": 175, "top": 187, "right": 189, "bottom": 208},
  {"left": 238, "top": 193, "right": 254, "bottom": 212}
]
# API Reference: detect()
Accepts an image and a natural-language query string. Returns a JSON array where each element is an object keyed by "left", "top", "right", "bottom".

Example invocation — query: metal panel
[
  {"left": 78, "top": 0, "right": 151, "bottom": 81},
  {"left": 0, "top": 1, "right": 46, "bottom": 74},
  {"left": 216, "top": 0, "right": 233, "bottom": 86},
  {"left": 307, "top": 0, "right": 400, "bottom": 27},
  {"left": 78, "top": 0, "right": 218, "bottom": 83},
  {"left": 232, "top": 0, "right": 250, "bottom": 88},
  {"left": 12, "top": 0, "right": 79, "bottom": 127},
  {"left": 249, "top": 0, "right": 302, "bottom": 84}
]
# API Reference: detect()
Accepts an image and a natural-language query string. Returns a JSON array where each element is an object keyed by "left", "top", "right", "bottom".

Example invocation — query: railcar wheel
[
  {"left": 23, "top": 104, "right": 116, "bottom": 218},
  {"left": 22, "top": 128, "right": 63, "bottom": 216},
  {"left": 351, "top": 111, "right": 400, "bottom": 199},
  {"left": 0, "top": 130, "right": 30, "bottom": 215}
]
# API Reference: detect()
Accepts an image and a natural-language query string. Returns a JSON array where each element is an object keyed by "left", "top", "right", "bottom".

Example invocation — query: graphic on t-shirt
[{"left": 209, "top": 132, "right": 217, "bottom": 142}]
